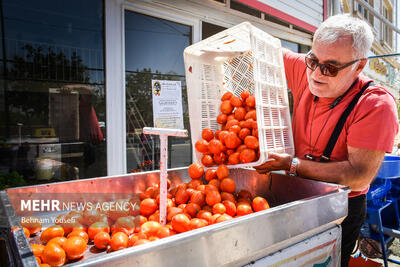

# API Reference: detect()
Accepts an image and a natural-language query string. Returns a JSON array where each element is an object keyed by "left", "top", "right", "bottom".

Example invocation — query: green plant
[{"left": 0, "top": 171, "right": 26, "bottom": 190}]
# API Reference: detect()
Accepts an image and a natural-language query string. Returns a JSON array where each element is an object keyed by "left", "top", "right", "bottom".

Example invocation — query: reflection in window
[
  {"left": 125, "top": 11, "right": 192, "bottom": 173},
  {"left": 0, "top": 0, "right": 106, "bottom": 188}
]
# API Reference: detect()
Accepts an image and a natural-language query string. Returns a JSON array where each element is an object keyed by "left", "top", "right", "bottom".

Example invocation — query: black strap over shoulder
[{"left": 319, "top": 81, "right": 374, "bottom": 162}]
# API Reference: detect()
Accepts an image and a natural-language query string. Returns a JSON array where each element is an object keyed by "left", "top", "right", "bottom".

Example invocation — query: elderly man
[{"left": 255, "top": 14, "right": 398, "bottom": 266}]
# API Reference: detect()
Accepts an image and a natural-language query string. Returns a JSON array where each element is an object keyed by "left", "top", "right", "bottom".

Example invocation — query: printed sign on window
[{"left": 152, "top": 80, "right": 184, "bottom": 129}]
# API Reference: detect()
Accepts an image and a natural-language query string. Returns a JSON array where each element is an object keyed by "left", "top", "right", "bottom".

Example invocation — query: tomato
[
  {"left": 189, "top": 190, "right": 206, "bottom": 207},
  {"left": 215, "top": 214, "right": 233, "bottom": 223},
  {"left": 196, "top": 210, "right": 213, "bottom": 224},
  {"left": 87, "top": 221, "right": 110, "bottom": 240},
  {"left": 220, "top": 178, "right": 236, "bottom": 193},
  {"left": 140, "top": 221, "right": 162, "bottom": 237},
  {"left": 187, "top": 179, "right": 203, "bottom": 189},
  {"left": 148, "top": 236, "right": 160, "bottom": 242},
  {"left": 184, "top": 203, "right": 201, "bottom": 218},
  {"left": 156, "top": 226, "right": 176, "bottom": 238},
  {"left": 205, "top": 191, "right": 221, "bottom": 206},
  {"left": 230, "top": 96, "right": 243, "bottom": 107},
  {"left": 67, "top": 230, "right": 89, "bottom": 243},
  {"left": 148, "top": 211, "right": 160, "bottom": 222},
  {"left": 213, "top": 152, "right": 227, "bottom": 164},
  {"left": 252, "top": 196, "right": 270, "bottom": 212},
  {"left": 93, "top": 231, "right": 110, "bottom": 250},
  {"left": 239, "top": 119, "right": 253, "bottom": 129},
  {"left": 237, "top": 190, "right": 253, "bottom": 200},
  {"left": 63, "top": 236, "right": 87, "bottom": 260},
  {"left": 216, "top": 164, "right": 229, "bottom": 180},
  {"left": 133, "top": 239, "right": 150, "bottom": 246},
  {"left": 188, "top": 162, "right": 205, "bottom": 179},
  {"left": 175, "top": 189, "right": 190, "bottom": 205},
  {"left": 252, "top": 128, "right": 259, "bottom": 138},
  {"left": 30, "top": 243, "right": 45, "bottom": 258},
  {"left": 228, "top": 125, "right": 241, "bottom": 135},
  {"left": 167, "top": 207, "right": 183, "bottom": 222},
  {"left": 208, "top": 179, "right": 220, "bottom": 189},
  {"left": 222, "top": 200, "right": 237, "bottom": 217},
  {"left": 226, "top": 114, "right": 235, "bottom": 121},
  {"left": 236, "top": 203, "right": 253, "bottom": 216},
  {"left": 220, "top": 100, "right": 233, "bottom": 114},
  {"left": 112, "top": 216, "right": 136, "bottom": 236},
  {"left": 204, "top": 184, "right": 218, "bottom": 194},
  {"left": 47, "top": 237, "right": 67, "bottom": 248},
  {"left": 234, "top": 107, "right": 246, "bottom": 121},
  {"left": 240, "top": 90, "right": 250, "bottom": 100},
  {"left": 240, "top": 148, "right": 256, "bottom": 163},
  {"left": 202, "top": 205, "right": 213, "bottom": 213},
  {"left": 140, "top": 198, "right": 158, "bottom": 216},
  {"left": 221, "top": 192, "right": 236, "bottom": 203},
  {"left": 245, "top": 109, "right": 257, "bottom": 120},
  {"left": 218, "top": 130, "right": 229, "bottom": 144},
  {"left": 245, "top": 95, "right": 256, "bottom": 107},
  {"left": 41, "top": 243, "right": 66, "bottom": 267},
  {"left": 62, "top": 222, "right": 87, "bottom": 236},
  {"left": 238, "top": 128, "right": 251, "bottom": 140},
  {"left": 212, "top": 203, "right": 226, "bottom": 215},
  {"left": 20, "top": 216, "right": 42, "bottom": 235},
  {"left": 40, "top": 226, "right": 64, "bottom": 244},
  {"left": 201, "top": 154, "right": 214, "bottom": 167},
  {"left": 201, "top": 128, "right": 214, "bottom": 142},
  {"left": 244, "top": 135, "right": 259, "bottom": 149},
  {"left": 171, "top": 214, "right": 191, "bottom": 233},
  {"left": 110, "top": 232, "right": 128, "bottom": 251},
  {"left": 224, "top": 132, "right": 240, "bottom": 149},
  {"left": 208, "top": 139, "right": 224, "bottom": 154},
  {"left": 195, "top": 139, "right": 209, "bottom": 153},
  {"left": 205, "top": 169, "right": 217, "bottom": 181},
  {"left": 189, "top": 218, "right": 208, "bottom": 230},
  {"left": 225, "top": 119, "right": 239, "bottom": 130},
  {"left": 221, "top": 91, "right": 233, "bottom": 101},
  {"left": 228, "top": 152, "right": 240, "bottom": 165},
  {"left": 196, "top": 184, "right": 206, "bottom": 194},
  {"left": 216, "top": 113, "right": 227, "bottom": 124},
  {"left": 226, "top": 149, "right": 235, "bottom": 156}
]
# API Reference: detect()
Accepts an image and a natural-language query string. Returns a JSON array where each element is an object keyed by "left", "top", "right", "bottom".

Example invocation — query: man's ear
[{"left": 356, "top": 58, "right": 368, "bottom": 72}]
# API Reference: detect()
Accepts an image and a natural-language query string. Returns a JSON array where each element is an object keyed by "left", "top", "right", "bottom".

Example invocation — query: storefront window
[
  {"left": 124, "top": 11, "right": 192, "bottom": 173},
  {"left": 0, "top": 0, "right": 106, "bottom": 188}
]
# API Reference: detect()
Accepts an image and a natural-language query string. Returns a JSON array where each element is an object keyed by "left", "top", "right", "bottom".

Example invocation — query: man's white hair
[{"left": 313, "top": 14, "right": 374, "bottom": 59}]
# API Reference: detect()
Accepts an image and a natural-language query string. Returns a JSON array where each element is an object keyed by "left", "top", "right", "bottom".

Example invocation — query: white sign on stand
[{"left": 152, "top": 80, "right": 184, "bottom": 129}]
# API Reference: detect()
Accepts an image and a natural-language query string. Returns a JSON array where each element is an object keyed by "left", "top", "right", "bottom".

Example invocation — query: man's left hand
[{"left": 254, "top": 152, "right": 293, "bottom": 174}]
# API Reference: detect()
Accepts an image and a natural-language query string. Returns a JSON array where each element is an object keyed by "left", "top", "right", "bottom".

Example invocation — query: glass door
[{"left": 124, "top": 10, "right": 193, "bottom": 173}]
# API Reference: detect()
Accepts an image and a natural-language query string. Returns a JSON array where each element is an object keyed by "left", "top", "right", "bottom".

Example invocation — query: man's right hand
[{"left": 254, "top": 152, "right": 292, "bottom": 174}]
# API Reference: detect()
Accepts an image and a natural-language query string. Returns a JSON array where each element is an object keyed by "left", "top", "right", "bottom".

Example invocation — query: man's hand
[{"left": 254, "top": 152, "right": 293, "bottom": 174}]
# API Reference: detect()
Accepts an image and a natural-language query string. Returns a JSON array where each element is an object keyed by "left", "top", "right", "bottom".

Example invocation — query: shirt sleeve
[
  {"left": 347, "top": 87, "right": 399, "bottom": 152},
  {"left": 283, "top": 51, "right": 308, "bottom": 101}
]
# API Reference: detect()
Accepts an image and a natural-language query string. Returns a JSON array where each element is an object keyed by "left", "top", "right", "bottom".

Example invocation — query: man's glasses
[{"left": 305, "top": 51, "right": 362, "bottom": 77}]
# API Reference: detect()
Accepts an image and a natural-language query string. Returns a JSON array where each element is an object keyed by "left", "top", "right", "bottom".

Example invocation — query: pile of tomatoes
[
  {"left": 18, "top": 162, "right": 269, "bottom": 267},
  {"left": 195, "top": 90, "right": 260, "bottom": 167}
]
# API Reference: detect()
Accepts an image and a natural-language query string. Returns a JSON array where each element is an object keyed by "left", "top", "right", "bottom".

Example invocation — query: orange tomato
[
  {"left": 225, "top": 119, "right": 239, "bottom": 130},
  {"left": 224, "top": 132, "right": 240, "bottom": 149},
  {"left": 189, "top": 218, "right": 208, "bottom": 230},
  {"left": 221, "top": 192, "right": 236, "bottom": 203},
  {"left": 156, "top": 226, "right": 176, "bottom": 238},
  {"left": 206, "top": 191, "right": 221, "bottom": 207},
  {"left": 239, "top": 119, "right": 253, "bottom": 129},
  {"left": 201, "top": 128, "right": 214, "bottom": 141},
  {"left": 167, "top": 207, "right": 184, "bottom": 222},
  {"left": 187, "top": 179, "right": 203, "bottom": 189},
  {"left": 236, "top": 203, "right": 253, "bottom": 216},
  {"left": 110, "top": 232, "right": 128, "bottom": 251},
  {"left": 244, "top": 136, "right": 259, "bottom": 149},
  {"left": 220, "top": 178, "right": 236, "bottom": 193},
  {"left": 171, "top": 214, "right": 190, "bottom": 233},
  {"left": 133, "top": 239, "right": 150, "bottom": 246},
  {"left": 252, "top": 196, "right": 270, "bottom": 212},
  {"left": 201, "top": 154, "right": 214, "bottom": 167},
  {"left": 94, "top": 231, "right": 110, "bottom": 250},
  {"left": 208, "top": 179, "right": 220, "bottom": 189},
  {"left": 228, "top": 125, "right": 241, "bottom": 135},
  {"left": 140, "top": 198, "right": 158, "bottom": 216},
  {"left": 240, "top": 148, "right": 256, "bottom": 163},
  {"left": 30, "top": 243, "right": 45, "bottom": 258},
  {"left": 41, "top": 243, "right": 66, "bottom": 267},
  {"left": 63, "top": 236, "right": 87, "bottom": 260},
  {"left": 215, "top": 213, "right": 233, "bottom": 223},
  {"left": 88, "top": 221, "right": 110, "bottom": 240},
  {"left": 195, "top": 139, "right": 209, "bottom": 153},
  {"left": 230, "top": 96, "right": 243, "bottom": 107},
  {"left": 204, "top": 184, "right": 218, "bottom": 194},
  {"left": 208, "top": 139, "right": 224, "bottom": 154},
  {"left": 189, "top": 190, "right": 206, "bottom": 207},
  {"left": 245, "top": 95, "right": 256, "bottom": 107},
  {"left": 67, "top": 230, "right": 89, "bottom": 243},
  {"left": 245, "top": 109, "right": 257, "bottom": 120},
  {"left": 228, "top": 152, "right": 240, "bottom": 165},
  {"left": 47, "top": 237, "right": 67, "bottom": 248},
  {"left": 205, "top": 169, "right": 217, "bottom": 181},
  {"left": 20, "top": 216, "right": 42, "bottom": 235},
  {"left": 188, "top": 163, "right": 204, "bottom": 179},
  {"left": 216, "top": 113, "right": 227, "bottom": 124},
  {"left": 196, "top": 210, "right": 213, "bottom": 224},
  {"left": 216, "top": 164, "right": 229, "bottom": 180},
  {"left": 212, "top": 203, "right": 226, "bottom": 215},
  {"left": 175, "top": 189, "right": 190, "bottom": 205},
  {"left": 238, "top": 128, "right": 251, "bottom": 140},
  {"left": 221, "top": 91, "right": 233, "bottom": 101},
  {"left": 184, "top": 203, "right": 201, "bottom": 218},
  {"left": 213, "top": 152, "right": 227, "bottom": 165},
  {"left": 40, "top": 226, "right": 64, "bottom": 244},
  {"left": 220, "top": 100, "right": 233, "bottom": 114},
  {"left": 222, "top": 200, "right": 237, "bottom": 217},
  {"left": 140, "top": 221, "right": 162, "bottom": 237},
  {"left": 234, "top": 107, "right": 246, "bottom": 121},
  {"left": 240, "top": 90, "right": 250, "bottom": 100}
]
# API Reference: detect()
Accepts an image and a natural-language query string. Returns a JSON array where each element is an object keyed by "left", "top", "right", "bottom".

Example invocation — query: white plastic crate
[{"left": 184, "top": 22, "right": 294, "bottom": 168}]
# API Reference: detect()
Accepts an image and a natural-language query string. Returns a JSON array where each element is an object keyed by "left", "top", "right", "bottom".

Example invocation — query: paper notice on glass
[{"left": 152, "top": 80, "right": 184, "bottom": 129}]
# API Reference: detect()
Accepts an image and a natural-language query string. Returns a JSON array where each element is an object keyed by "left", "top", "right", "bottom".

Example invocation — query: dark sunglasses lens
[
  {"left": 322, "top": 64, "right": 339, "bottom": 77},
  {"left": 306, "top": 57, "right": 317, "bottom": 70}
]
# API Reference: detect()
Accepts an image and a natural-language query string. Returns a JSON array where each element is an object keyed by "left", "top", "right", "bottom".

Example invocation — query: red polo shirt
[{"left": 284, "top": 51, "right": 399, "bottom": 197}]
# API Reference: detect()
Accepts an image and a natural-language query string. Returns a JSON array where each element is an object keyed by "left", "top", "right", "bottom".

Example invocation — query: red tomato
[
  {"left": 252, "top": 196, "right": 270, "bottom": 212},
  {"left": 239, "top": 149, "right": 256, "bottom": 163},
  {"left": 208, "top": 139, "right": 224, "bottom": 154},
  {"left": 189, "top": 218, "right": 208, "bottom": 230},
  {"left": 110, "top": 232, "right": 128, "bottom": 251},
  {"left": 205, "top": 169, "right": 217, "bottom": 181},
  {"left": 205, "top": 191, "right": 222, "bottom": 206},
  {"left": 212, "top": 203, "right": 226, "bottom": 215},
  {"left": 217, "top": 113, "right": 227, "bottom": 124},
  {"left": 238, "top": 128, "right": 251, "bottom": 140},
  {"left": 195, "top": 139, "right": 209, "bottom": 153},
  {"left": 228, "top": 152, "right": 240, "bottom": 165},
  {"left": 188, "top": 163, "right": 204, "bottom": 179},
  {"left": 245, "top": 109, "right": 257, "bottom": 120},
  {"left": 201, "top": 128, "right": 214, "bottom": 141},
  {"left": 216, "top": 164, "right": 229, "bottom": 180},
  {"left": 171, "top": 214, "right": 191, "bottom": 233},
  {"left": 234, "top": 107, "right": 246, "bottom": 121},
  {"left": 140, "top": 198, "right": 158, "bottom": 216},
  {"left": 230, "top": 96, "right": 243, "bottom": 107},
  {"left": 221, "top": 91, "right": 233, "bottom": 101},
  {"left": 240, "top": 90, "right": 250, "bottom": 100},
  {"left": 222, "top": 200, "right": 237, "bottom": 217},
  {"left": 245, "top": 95, "right": 256, "bottom": 107},
  {"left": 201, "top": 154, "right": 214, "bottom": 167},
  {"left": 220, "top": 178, "right": 236, "bottom": 193},
  {"left": 220, "top": 100, "right": 233, "bottom": 114},
  {"left": 244, "top": 135, "right": 259, "bottom": 149},
  {"left": 213, "top": 152, "right": 227, "bottom": 164}
]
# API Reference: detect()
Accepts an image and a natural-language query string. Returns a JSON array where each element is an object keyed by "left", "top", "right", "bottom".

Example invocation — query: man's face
[{"left": 306, "top": 37, "right": 364, "bottom": 98}]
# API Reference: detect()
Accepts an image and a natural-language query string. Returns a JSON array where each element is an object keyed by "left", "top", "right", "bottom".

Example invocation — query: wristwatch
[{"left": 288, "top": 157, "right": 299, "bottom": 176}]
